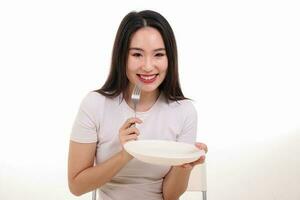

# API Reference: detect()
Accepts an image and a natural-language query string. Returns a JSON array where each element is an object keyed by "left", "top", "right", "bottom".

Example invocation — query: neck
[{"left": 124, "top": 87, "right": 160, "bottom": 112}]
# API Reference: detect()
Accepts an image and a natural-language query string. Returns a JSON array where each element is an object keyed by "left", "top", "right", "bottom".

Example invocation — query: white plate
[{"left": 124, "top": 140, "right": 205, "bottom": 166}]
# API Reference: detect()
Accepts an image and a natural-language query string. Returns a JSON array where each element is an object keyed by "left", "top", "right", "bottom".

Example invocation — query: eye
[
  {"left": 132, "top": 53, "right": 142, "bottom": 57},
  {"left": 155, "top": 53, "right": 165, "bottom": 57}
]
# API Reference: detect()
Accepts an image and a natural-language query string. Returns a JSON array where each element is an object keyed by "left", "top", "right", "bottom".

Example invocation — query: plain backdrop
[{"left": 0, "top": 0, "right": 299, "bottom": 199}]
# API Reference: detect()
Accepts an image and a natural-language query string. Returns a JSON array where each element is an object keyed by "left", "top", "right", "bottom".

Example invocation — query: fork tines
[{"left": 132, "top": 84, "right": 141, "bottom": 100}]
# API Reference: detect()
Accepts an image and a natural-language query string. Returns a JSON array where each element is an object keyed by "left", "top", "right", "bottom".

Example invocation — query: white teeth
[{"left": 140, "top": 75, "right": 156, "bottom": 80}]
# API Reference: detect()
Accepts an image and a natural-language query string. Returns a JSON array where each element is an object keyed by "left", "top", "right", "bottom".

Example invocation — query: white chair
[
  {"left": 92, "top": 162, "right": 207, "bottom": 200},
  {"left": 184, "top": 162, "right": 207, "bottom": 200}
]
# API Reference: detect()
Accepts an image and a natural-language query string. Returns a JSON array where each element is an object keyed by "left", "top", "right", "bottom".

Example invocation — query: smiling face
[{"left": 126, "top": 27, "right": 168, "bottom": 95}]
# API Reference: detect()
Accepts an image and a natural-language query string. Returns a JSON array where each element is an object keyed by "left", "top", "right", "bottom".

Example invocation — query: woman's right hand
[
  {"left": 119, "top": 117, "right": 143, "bottom": 145},
  {"left": 119, "top": 117, "right": 143, "bottom": 160}
]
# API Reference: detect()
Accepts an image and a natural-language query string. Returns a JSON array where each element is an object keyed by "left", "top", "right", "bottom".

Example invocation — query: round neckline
[{"left": 120, "top": 92, "right": 163, "bottom": 117}]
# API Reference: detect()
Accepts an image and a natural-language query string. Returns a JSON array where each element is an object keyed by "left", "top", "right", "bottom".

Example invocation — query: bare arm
[
  {"left": 68, "top": 141, "right": 132, "bottom": 196},
  {"left": 68, "top": 117, "right": 142, "bottom": 196},
  {"left": 162, "top": 166, "right": 192, "bottom": 200}
]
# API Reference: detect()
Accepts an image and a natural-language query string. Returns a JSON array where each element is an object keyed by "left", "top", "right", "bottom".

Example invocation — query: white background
[{"left": 0, "top": 0, "right": 299, "bottom": 199}]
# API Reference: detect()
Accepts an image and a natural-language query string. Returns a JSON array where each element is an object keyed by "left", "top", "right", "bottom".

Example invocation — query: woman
[{"left": 68, "top": 10, "right": 208, "bottom": 200}]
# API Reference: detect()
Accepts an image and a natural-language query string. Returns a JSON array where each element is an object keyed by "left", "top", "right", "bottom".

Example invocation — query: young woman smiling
[{"left": 68, "top": 10, "right": 208, "bottom": 200}]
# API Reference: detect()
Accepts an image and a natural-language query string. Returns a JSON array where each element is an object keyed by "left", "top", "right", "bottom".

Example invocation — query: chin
[{"left": 141, "top": 84, "right": 159, "bottom": 93}]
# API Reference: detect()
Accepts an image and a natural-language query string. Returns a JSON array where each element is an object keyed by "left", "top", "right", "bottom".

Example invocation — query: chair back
[{"left": 187, "top": 162, "right": 207, "bottom": 191}]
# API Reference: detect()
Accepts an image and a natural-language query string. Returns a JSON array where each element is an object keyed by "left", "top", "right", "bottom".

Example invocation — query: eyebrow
[{"left": 129, "top": 47, "right": 166, "bottom": 52}]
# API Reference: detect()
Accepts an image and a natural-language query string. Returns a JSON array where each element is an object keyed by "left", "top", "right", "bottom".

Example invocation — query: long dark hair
[{"left": 94, "top": 10, "right": 187, "bottom": 101}]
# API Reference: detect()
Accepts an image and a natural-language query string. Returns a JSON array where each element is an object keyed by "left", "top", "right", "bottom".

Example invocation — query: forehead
[{"left": 129, "top": 27, "right": 165, "bottom": 49}]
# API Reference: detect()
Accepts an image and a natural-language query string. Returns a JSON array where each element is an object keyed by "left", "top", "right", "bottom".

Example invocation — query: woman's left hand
[{"left": 180, "top": 142, "right": 208, "bottom": 169}]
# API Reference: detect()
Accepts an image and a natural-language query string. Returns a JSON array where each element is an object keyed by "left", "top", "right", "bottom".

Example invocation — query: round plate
[{"left": 124, "top": 140, "right": 205, "bottom": 166}]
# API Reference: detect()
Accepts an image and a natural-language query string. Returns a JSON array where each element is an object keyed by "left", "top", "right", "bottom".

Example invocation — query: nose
[{"left": 142, "top": 57, "right": 154, "bottom": 72}]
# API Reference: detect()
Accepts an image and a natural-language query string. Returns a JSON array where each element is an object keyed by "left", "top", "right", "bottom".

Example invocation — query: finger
[
  {"left": 120, "top": 133, "right": 139, "bottom": 145},
  {"left": 123, "top": 127, "right": 140, "bottom": 136},
  {"left": 193, "top": 155, "right": 206, "bottom": 165},
  {"left": 195, "top": 143, "right": 207, "bottom": 151},
  {"left": 120, "top": 118, "right": 143, "bottom": 130},
  {"left": 195, "top": 143, "right": 208, "bottom": 153},
  {"left": 124, "top": 133, "right": 139, "bottom": 142}
]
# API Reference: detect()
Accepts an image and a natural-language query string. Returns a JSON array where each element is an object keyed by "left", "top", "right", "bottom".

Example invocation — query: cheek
[
  {"left": 126, "top": 68, "right": 137, "bottom": 81},
  {"left": 127, "top": 58, "right": 140, "bottom": 71},
  {"left": 155, "top": 57, "right": 168, "bottom": 68},
  {"left": 127, "top": 62, "right": 138, "bottom": 74},
  {"left": 159, "top": 60, "right": 168, "bottom": 73},
  {"left": 159, "top": 65, "right": 168, "bottom": 80}
]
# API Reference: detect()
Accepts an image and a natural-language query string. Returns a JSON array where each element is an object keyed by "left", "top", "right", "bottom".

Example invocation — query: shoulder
[
  {"left": 83, "top": 91, "right": 106, "bottom": 103},
  {"left": 158, "top": 96, "right": 197, "bottom": 120},
  {"left": 167, "top": 99, "right": 197, "bottom": 123},
  {"left": 168, "top": 99, "right": 196, "bottom": 113},
  {"left": 80, "top": 91, "right": 106, "bottom": 108}
]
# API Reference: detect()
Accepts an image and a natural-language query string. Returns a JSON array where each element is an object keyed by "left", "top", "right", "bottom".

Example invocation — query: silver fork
[{"left": 131, "top": 84, "right": 141, "bottom": 120}]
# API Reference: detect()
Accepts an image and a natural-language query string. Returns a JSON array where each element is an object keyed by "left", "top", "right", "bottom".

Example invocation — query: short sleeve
[
  {"left": 177, "top": 101, "right": 198, "bottom": 144},
  {"left": 70, "top": 92, "right": 104, "bottom": 143}
]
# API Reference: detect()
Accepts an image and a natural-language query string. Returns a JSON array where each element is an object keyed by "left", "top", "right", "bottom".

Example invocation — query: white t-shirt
[{"left": 70, "top": 91, "right": 198, "bottom": 200}]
